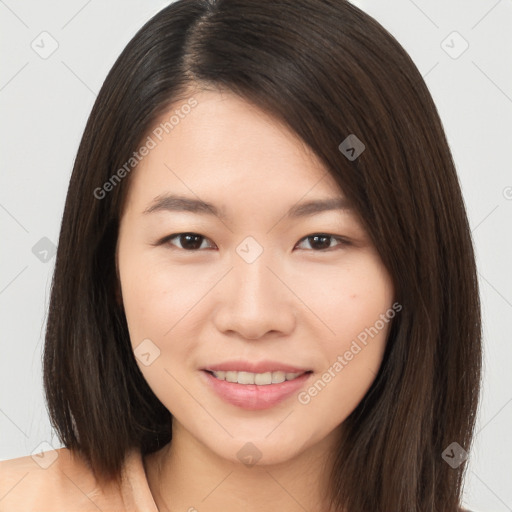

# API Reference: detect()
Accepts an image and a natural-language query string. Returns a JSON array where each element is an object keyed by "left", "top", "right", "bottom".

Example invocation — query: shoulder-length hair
[{"left": 43, "top": 1, "right": 482, "bottom": 510}]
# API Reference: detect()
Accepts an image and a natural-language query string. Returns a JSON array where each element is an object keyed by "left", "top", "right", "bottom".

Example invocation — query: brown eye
[
  {"left": 164, "top": 233, "right": 215, "bottom": 251},
  {"left": 157, "top": 232, "right": 350, "bottom": 252},
  {"left": 295, "top": 234, "right": 350, "bottom": 251}
]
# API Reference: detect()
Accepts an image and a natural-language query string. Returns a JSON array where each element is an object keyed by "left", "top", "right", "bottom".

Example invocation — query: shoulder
[{"left": 0, "top": 447, "right": 126, "bottom": 511}]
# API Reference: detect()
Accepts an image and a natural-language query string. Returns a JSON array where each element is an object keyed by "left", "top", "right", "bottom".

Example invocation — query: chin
[{"left": 198, "top": 429, "right": 315, "bottom": 468}]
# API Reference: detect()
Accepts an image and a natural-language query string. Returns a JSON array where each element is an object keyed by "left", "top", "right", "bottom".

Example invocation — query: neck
[{"left": 144, "top": 421, "right": 341, "bottom": 512}]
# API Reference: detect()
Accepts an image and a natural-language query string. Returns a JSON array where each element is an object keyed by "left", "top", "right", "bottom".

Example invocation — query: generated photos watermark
[
  {"left": 93, "top": 97, "right": 198, "bottom": 200},
  {"left": 297, "top": 301, "right": 402, "bottom": 405}
]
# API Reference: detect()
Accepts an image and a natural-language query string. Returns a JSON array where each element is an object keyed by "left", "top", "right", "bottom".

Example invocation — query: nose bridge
[
  {"left": 213, "top": 241, "right": 296, "bottom": 338},
  {"left": 232, "top": 244, "right": 282, "bottom": 308},
  {"left": 233, "top": 234, "right": 278, "bottom": 293}
]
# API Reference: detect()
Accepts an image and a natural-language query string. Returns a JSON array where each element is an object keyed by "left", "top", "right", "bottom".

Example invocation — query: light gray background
[{"left": 1, "top": 1, "right": 511, "bottom": 510}]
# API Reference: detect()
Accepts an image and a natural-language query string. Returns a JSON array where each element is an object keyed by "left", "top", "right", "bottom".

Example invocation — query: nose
[{"left": 212, "top": 255, "right": 297, "bottom": 340}]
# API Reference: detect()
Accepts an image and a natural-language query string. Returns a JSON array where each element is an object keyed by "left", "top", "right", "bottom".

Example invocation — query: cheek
[
  {"left": 119, "top": 253, "right": 204, "bottom": 343},
  {"left": 293, "top": 254, "right": 394, "bottom": 344},
  {"left": 118, "top": 254, "right": 207, "bottom": 411},
  {"left": 295, "top": 256, "right": 394, "bottom": 423},
  {"left": 118, "top": 250, "right": 225, "bottom": 404}
]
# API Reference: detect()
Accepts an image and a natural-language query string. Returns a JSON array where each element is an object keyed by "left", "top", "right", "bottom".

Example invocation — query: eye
[
  {"left": 295, "top": 233, "right": 351, "bottom": 251},
  {"left": 157, "top": 232, "right": 351, "bottom": 252},
  {"left": 161, "top": 232, "right": 216, "bottom": 251}
]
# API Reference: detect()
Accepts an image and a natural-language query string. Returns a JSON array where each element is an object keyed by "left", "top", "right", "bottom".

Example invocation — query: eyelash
[{"left": 156, "top": 232, "right": 352, "bottom": 252}]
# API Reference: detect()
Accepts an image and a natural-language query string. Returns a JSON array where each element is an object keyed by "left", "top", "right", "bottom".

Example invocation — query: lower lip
[{"left": 201, "top": 371, "right": 312, "bottom": 410}]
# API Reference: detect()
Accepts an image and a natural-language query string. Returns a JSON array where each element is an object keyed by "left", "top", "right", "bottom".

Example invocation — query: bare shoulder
[{"left": 0, "top": 447, "right": 125, "bottom": 511}]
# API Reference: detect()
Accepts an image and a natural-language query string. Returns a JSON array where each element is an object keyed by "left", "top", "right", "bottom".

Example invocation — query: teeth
[
  {"left": 272, "top": 371, "right": 286, "bottom": 383},
  {"left": 211, "top": 370, "right": 303, "bottom": 385}
]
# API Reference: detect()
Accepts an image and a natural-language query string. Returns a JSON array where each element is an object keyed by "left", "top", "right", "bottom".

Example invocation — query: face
[{"left": 116, "top": 88, "right": 395, "bottom": 466}]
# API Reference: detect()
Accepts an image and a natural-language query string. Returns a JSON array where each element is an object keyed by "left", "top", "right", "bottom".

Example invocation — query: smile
[
  {"left": 208, "top": 370, "right": 308, "bottom": 385},
  {"left": 201, "top": 370, "right": 313, "bottom": 410}
]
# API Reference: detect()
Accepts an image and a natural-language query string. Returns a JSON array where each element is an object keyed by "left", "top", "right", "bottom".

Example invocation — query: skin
[{"left": 116, "top": 88, "right": 395, "bottom": 512}]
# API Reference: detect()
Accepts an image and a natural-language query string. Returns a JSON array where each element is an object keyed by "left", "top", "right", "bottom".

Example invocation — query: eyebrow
[{"left": 142, "top": 193, "right": 352, "bottom": 219}]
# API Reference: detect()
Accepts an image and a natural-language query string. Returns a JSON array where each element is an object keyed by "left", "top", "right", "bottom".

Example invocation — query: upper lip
[{"left": 202, "top": 360, "right": 312, "bottom": 374}]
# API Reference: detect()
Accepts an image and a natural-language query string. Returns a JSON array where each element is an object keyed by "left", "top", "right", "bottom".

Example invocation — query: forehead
[{"left": 122, "top": 89, "right": 343, "bottom": 216}]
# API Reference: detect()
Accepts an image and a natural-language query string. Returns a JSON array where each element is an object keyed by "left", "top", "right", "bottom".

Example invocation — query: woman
[{"left": 0, "top": 0, "right": 481, "bottom": 510}]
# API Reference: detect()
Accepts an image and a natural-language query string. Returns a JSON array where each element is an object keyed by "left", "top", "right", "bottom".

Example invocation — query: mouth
[
  {"left": 200, "top": 367, "right": 314, "bottom": 410},
  {"left": 204, "top": 369, "right": 313, "bottom": 385}
]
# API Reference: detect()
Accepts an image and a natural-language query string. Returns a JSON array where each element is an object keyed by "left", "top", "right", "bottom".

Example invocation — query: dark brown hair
[{"left": 43, "top": 1, "right": 481, "bottom": 510}]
